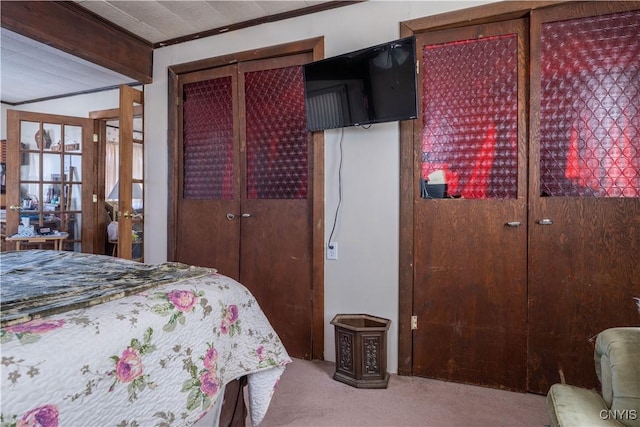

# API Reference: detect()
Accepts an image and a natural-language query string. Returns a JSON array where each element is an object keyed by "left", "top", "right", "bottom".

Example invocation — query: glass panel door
[
  {"left": 117, "top": 85, "right": 144, "bottom": 261},
  {"left": 528, "top": 7, "right": 640, "bottom": 393},
  {"left": 238, "top": 54, "right": 314, "bottom": 359},
  {"left": 176, "top": 66, "right": 241, "bottom": 277},
  {"left": 412, "top": 20, "right": 529, "bottom": 391},
  {"left": 7, "top": 111, "right": 93, "bottom": 252}
]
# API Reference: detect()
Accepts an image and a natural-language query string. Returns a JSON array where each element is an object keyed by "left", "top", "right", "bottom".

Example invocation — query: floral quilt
[{"left": 0, "top": 251, "right": 291, "bottom": 427}]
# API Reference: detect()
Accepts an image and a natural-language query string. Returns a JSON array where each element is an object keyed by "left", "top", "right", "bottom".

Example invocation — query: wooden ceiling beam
[{"left": 1, "top": 1, "right": 152, "bottom": 84}]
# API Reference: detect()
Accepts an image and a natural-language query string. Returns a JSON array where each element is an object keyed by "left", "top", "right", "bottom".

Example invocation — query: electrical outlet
[{"left": 327, "top": 242, "right": 338, "bottom": 260}]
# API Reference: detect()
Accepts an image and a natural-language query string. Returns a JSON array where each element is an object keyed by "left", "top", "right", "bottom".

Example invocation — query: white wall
[
  {"left": 1, "top": 103, "right": 9, "bottom": 139},
  {"left": 0, "top": 88, "right": 145, "bottom": 136},
  {"left": 3, "top": 1, "right": 492, "bottom": 373},
  {"left": 148, "top": 0, "right": 492, "bottom": 372},
  {"left": 1, "top": 91, "right": 122, "bottom": 140}
]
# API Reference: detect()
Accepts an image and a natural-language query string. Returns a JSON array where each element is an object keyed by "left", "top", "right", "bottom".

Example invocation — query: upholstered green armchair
[{"left": 547, "top": 327, "right": 640, "bottom": 427}]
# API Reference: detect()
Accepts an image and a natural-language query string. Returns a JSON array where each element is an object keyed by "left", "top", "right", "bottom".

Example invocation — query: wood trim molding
[
  {"left": 169, "top": 37, "right": 324, "bottom": 76},
  {"left": 400, "top": 1, "right": 559, "bottom": 34},
  {"left": 167, "top": 68, "right": 180, "bottom": 264},
  {"left": 1, "top": 1, "right": 152, "bottom": 83},
  {"left": 155, "top": 2, "right": 358, "bottom": 48},
  {"left": 397, "top": 118, "right": 415, "bottom": 376},
  {"left": 310, "top": 37, "right": 325, "bottom": 361},
  {"left": 89, "top": 106, "right": 144, "bottom": 121},
  {"left": 530, "top": 0, "right": 640, "bottom": 22}
]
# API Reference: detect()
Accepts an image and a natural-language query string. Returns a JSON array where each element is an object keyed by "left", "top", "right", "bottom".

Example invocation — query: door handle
[
  {"left": 505, "top": 221, "right": 521, "bottom": 227},
  {"left": 227, "top": 213, "right": 251, "bottom": 220},
  {"left": 9, "top": 205, "right": 21, "bottom": 211},
  {"left": 538, "top": 218, "right": 553, "bottom": 225}
]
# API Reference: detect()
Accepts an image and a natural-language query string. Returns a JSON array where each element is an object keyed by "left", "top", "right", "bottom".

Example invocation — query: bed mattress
[{"left": 0, "top": 250, "right": 291, "bottom": 426}]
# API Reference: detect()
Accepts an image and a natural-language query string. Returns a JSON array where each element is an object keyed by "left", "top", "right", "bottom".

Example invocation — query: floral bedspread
[{"left": 0, "top": 251, "right": 291, "bottom": 427}]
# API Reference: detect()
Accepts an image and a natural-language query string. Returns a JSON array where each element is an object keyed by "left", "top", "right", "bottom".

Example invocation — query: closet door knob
[
  {"left": 505, "top": 221, "right": 521, "bottom": 227},
  {"left": 9, "top": 205, "right": 21, "bottom": 211},
  {"left": 227, "top": 213, "right": 251, "bottom": 220},
  {"left": 538, "top": 218, "right": 553, "bottom": 225}
]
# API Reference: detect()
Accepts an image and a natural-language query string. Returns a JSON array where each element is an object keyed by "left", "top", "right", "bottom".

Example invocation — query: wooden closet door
[
  {"left": 238, "top": 55, "right": 313, "bottom": 359},
  {"left": 176, "top": 55, "right": 314, "bottom": 359},
  {"left": 412, "top": 20, "right": 529, "bottom": 391},
  {"left": 176, "top": 66, "right": 241, "bottom": 278},
  {"left": 528, "top": 3, "right": 640, "bottom": 394}
]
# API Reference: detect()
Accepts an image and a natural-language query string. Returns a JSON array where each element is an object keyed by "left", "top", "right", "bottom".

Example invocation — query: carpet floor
[{"left": 259, "top": 358, "right": 549, "bottom": 427}]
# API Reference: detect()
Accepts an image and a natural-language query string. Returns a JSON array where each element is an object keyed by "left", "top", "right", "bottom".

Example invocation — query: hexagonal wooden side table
[{"left": 331, "top": 313, "right": 391, "bottom": 389}]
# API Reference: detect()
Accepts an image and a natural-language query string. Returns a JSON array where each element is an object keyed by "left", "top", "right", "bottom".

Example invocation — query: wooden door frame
[
  {"left": 89, "top": 104, "right": 144, "bottom": 256},
  {"left": 167, "top": 37, "right": 326, "bottom": 360}
]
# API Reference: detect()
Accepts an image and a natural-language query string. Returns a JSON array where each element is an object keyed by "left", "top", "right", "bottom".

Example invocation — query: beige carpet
[{"left": 259, "top": 358, "right": 549, "bottom": 427}]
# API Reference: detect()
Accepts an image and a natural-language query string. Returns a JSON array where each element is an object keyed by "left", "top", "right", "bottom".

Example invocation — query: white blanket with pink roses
[{"left": 1, "top": 251, "right": 291, "bottom": 427}]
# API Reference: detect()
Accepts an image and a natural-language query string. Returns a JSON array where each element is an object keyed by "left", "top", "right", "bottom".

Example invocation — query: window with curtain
[{"left": 105, "top": 126, "right": 143, "bottom": 200}]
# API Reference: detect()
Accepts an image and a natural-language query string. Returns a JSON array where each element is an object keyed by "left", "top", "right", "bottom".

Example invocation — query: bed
[{"left": 0, "top": 250, "right": 291, "bottom": 426}]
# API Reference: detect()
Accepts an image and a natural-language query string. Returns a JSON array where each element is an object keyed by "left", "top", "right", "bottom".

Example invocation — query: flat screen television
[{"left": 303, "top": 36, "right": 417, "bottom": 132}]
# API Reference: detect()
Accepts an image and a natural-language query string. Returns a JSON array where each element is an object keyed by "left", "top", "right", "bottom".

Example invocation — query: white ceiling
[
  {"left": 75, "top": 0, "right": 331, "bottom": 45},
  {"left": 0, "top": 28, "right": 137, "bottom": 105},
  {"left": 0, "top": 1, "right": 334, "bottom": 105}
]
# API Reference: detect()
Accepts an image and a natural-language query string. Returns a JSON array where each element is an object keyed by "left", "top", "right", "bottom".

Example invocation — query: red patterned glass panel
[
  {"left": 183, "top": 77, "right": 234, "bottom": 199},
  {"left": 421, "top": 34, "right": 518, "bottom": 199},
  {"left": 540, "top": 11, "right": 640, "bottom": 197},
  {"left": 245, "top": 66, "right": 308, "bottom": 199}
]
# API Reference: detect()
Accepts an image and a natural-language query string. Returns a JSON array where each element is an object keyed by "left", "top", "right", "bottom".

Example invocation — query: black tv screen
[{"left": 303, "top": 36, "right": 417, "bottom": 132}]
